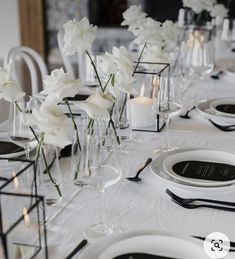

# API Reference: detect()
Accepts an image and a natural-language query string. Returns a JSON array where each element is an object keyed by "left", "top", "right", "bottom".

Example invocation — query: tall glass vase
[
  {"left": 113, "top": 92, "right": 131, "bottom": 143},
  {"left": 38, "top": 144, "right": 62, "bottom": 206}
]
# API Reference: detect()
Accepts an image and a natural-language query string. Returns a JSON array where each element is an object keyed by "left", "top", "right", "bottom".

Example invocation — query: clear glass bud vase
[
  {"left": 38, "top": 144, "right": 62, "bottom": 206},
  {"left": 113, "top": 92, "right": 131, "bottom": 142}
]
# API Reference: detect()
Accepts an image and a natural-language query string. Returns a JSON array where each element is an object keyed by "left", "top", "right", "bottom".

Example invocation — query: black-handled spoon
[
  {"left": 211, "top": 70, "right": 223, "bottom": 80},
  {"left": 126, "top": 158, "right": 152, "bottom": 182},
  {"left": 179, "top": 106, "right": 196, "bottom": 119}
]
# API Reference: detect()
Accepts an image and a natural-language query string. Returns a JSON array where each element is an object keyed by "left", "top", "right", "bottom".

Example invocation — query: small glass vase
[
  {"left": 113, "top": 92, "right": 131, "bottom": 143},
  {"left": 38, "top": 144, "right": 62, "bottom": 206}
]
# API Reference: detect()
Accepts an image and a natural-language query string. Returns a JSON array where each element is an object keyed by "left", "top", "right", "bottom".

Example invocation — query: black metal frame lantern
[
  {"left": 132, "top": 43, "right": 170, "bottom": 133},
  {"left": 0, "top": 192, "right": 48, "bottom": 259},
  {"left": 0, "top": 157, "right": 37, "bottom": 196}
]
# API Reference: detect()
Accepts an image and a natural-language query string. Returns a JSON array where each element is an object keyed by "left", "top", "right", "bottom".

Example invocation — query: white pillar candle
[{"left": 129, "top": 96, "right": 155, "bottom": 128}]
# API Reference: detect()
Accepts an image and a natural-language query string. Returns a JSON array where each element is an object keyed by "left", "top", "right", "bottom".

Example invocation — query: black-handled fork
[
  {"left": 126, "top": 158, "right": 152, "bottom": 182},
  {"left": 171, "top": 198, "right": 235, "bottom": 212},
  {"left": 166, "top": 189, "right": 235, "bottom": 207}
]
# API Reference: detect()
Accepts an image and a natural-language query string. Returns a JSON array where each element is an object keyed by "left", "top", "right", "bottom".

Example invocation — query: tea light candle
[{"left": 129, "top": 83, "right": 155, "bottom": 128}]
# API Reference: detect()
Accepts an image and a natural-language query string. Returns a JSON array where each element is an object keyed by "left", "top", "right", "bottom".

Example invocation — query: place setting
[
  {"left": 196, "top": 97, "right": 235, "bottom": 131},
  {"left": 150, "top": 147, "right": 235, "bottom": 192},
  {"left": 78, "top": 230, "right": 209, "bottom": 259}
]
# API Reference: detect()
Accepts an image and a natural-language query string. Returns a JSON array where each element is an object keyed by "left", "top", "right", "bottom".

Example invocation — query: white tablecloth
[{"left": 39, "top": 71, "right": 235, "bottom": 258}]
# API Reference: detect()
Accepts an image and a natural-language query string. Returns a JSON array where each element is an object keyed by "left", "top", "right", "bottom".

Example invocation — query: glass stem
[
  {"left": 100, "top": 189, "right": 104, "bottom": 225},
  {"left": 165, "top": 116, "right": 170, "bottom": 149},
  {"left": 25, "top": 147, "right": 30, "bottom": 160}
]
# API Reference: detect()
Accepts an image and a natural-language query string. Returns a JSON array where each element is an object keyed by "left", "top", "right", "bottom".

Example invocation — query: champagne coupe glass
[
  {"left": 183, "top": 26, "right": 215, "bottom": 102},
  {"left": 153, "top": 74, "right": 182, "bottom": 152},
  {"left": 72, "top": 122, "right": 122, "bottom": 239},
  {"left": 8, "top": 95, "right": 38, "bottom": 159}
]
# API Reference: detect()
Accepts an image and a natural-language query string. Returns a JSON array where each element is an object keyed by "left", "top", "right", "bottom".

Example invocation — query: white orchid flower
[
  {"left": 41, "top": 68, "right": 81, "bottom": 103},
  {"left": 0, "top": 63, "right": 25, "bottom": 102},
  {"left": 63, "top": 17, "right": 97, "bottom": 56},
  {"left": 182, "top": 0, "right": 216, "bottom": 14},
  {"left": 135, "top": 18, "right": 163, "bottom": 46},
  {"left": 30, "top": 103, "right": 72, "bottom": 148},
  {"left": 210, "top": 4, "right": 228, "bottom": 18},
  {"left": 161, "top": 20, "right": 181, "bottom": 50},
  {"left": 121, "top": 5, "right": 147, "bottom": 32},
  {"left": 76, "top": 91, "right": 114, "bottom": 121}
]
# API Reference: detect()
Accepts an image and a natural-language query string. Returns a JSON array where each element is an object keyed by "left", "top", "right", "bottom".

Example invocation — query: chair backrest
[{"left": 4, "top": 46, "right": 48, "bottom": 96}]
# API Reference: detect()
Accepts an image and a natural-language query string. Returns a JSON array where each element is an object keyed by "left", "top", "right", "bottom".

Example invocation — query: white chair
[{"left": 4, "top": 46, "right": 48, "bottom": 96}]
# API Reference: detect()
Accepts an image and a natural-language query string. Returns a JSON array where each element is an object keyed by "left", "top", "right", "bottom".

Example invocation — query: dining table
[
  {"left": 1, "top": 43, "right": 235, "bottom": 259},
  {"left": 38, "top": 72, "right": 235, "bottom": 258}
]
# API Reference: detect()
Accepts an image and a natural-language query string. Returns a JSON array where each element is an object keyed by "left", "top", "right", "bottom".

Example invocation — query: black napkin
[
  {"left": 0, "top": 141, "right": 24, "bottom": 155},
  {"left": 172, "top": 160, "right": 235, "bottom": 181},
  {"left": 215, "top": 104, "right": 235, "bottom": 115},
  {"left": 113, "top": 253, "right": 177, "bottom": 259},
  {"left": 65, "top": 94, "right": 89, "bottom": 101}
]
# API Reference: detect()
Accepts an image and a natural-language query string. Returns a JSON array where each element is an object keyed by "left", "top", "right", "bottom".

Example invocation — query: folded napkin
[{"left": 0, "top": 141, "right": 24, "bottom": 155}]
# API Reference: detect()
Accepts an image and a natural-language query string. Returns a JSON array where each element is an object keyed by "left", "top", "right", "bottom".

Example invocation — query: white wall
[{"left": 0, "top": 0, "right": 20, "bottom": 64}]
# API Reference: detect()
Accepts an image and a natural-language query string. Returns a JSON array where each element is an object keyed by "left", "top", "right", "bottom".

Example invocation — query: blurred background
[{"left": 0, "top": 0, "right": 234, "bottom": 68}]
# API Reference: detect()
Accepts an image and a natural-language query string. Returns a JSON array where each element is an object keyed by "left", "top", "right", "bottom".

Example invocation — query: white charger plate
[
  {"left": 162, "top": 149, "right": 235, "bottom": 187},
  {"left": 209, "top": 98, "right": 235, "bottom": 118},
  {"left": 150, "top": 148, "right": 235, "bottom": 192},
  {"left": 196, "top": 99, "right": 235, "bottom": 125},
  {"left": 80, "top": 230, "right": 209, "bottom": 259},
  {"left": 98, "top": 234, "right": 206, "bottom": 259}
]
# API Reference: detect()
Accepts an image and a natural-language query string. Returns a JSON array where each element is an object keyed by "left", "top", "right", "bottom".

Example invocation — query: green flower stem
[
  {"left": 14, "top": 101, "right": 62, "bottom": 197},
  {"left": 65, "top": 98, "right": 81, "bottom": 151},
  {"left": 109, "top": 115, "right": 120, "bottom": 145},
  {"left": 119, "top": 94, "right": 127, "bottom": 122},
  {"left": 15, "top": 101, "right": 22, "bottom": 112},
  {"left": 86, "top": 50, "right": 104, "bottom": 92},
  {"left": 103, "top": 74, "right": 114, "bottom": 92}
]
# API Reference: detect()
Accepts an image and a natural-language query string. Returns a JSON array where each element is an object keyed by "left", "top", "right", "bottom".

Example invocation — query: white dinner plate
[
  {"left": 225, "top": 66, "right": 235, "bottom": 79},
  {"left": 80, "top": 230, "right": 209, "bottom": 259},
  {"left": 196, "top": 99, "right": 235, "bottom": 125},
  {"left": 162, "top": 149, "right": 235, "bottom": 187},
  {"left": 209, "top": 98, "right": 235, "bottom": 118},
  {"left": 150, "top": 148, "right": 235, "bottom": 192},
  {"left": 98, "top": 235, "right": 206, "bottom": 259}
]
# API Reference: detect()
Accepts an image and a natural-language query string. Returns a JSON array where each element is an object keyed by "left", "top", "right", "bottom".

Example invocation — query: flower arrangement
[
  {"left": 121, "top": 5, "right": 181, "bottom": 64},
  {"left": 62, "top": 17, "right": 135, "bottom": 144},
  {"left": 182, "top": 0, "right": 228, "bottom": 24}
]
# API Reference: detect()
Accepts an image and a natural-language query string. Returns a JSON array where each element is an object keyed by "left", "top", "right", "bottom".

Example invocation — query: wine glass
[
  {"left": 222, "top": 18, "right": 235, "bottom": 50},
  {"left": 183, "top": 27, "right": 215, "bottom": 101},
  {"left": 72, "top": 124, "right": 122, "bottom": 239},
  {"left": 8, "top": 95, "right": 38, "bottom": 159},
  {"left": 152, "top": 74, "right": 182, "bottom": 152}
]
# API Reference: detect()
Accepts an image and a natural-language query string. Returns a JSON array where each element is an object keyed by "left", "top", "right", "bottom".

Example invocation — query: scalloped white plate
[
  {"left": 162, "top": 149, "right": 235, "bottom": 187},
  {"left": 98, "top": 235, "right": 206, "bottom": 259},
  {"left": 209, "top": 98, "right": 235, "bottom": 118}
]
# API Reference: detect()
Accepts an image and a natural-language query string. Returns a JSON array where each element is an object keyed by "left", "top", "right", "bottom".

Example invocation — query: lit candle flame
[
  {"left": 140, "top": 83, "right": 145, "bottom": 97},
  {"left": 23, "top": 208, "right": 30, "bottom": 224},
  {"left": 152, "top": 76, "right": 159, "bottom": 99},
  {"left": 12, "top": 171, "right": 19, "bottom": 190}
]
